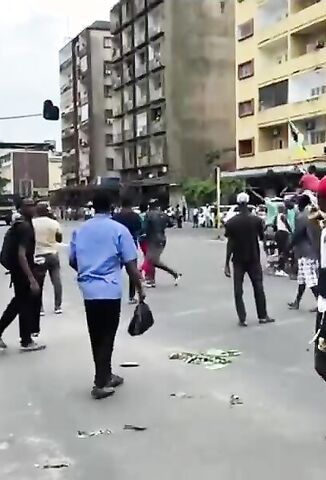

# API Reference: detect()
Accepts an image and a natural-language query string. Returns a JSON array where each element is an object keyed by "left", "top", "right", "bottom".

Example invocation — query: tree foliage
[{"left": 182, "top": 177, "right": 246, "bottom": 206}]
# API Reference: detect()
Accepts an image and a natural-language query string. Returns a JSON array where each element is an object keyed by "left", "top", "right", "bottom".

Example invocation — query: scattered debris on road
[
  {"left": 77, "top": 429, "right": 113, "bottom": 439},
  {"left": 124, "top": 424, "right": 147, "bottom": 432},
  {"left": 120, "top": 362, "right": 140, "bottom": 368},
  {"left": 230, "top": 394, "right": 244, "bottom": 407},
  {"left": 169, "top": 349, "right": 241, "bottom": 369},
  {"left": 170, "top": 392, "right": 193, "bottom": 399},
  {"left": 35, "top": 462, "right": 70, "bottom": 469}
]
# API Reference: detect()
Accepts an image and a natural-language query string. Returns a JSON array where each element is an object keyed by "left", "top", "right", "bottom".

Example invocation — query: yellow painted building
[{"left": 236, "top": 0, "right": 326, "bottom": 171}]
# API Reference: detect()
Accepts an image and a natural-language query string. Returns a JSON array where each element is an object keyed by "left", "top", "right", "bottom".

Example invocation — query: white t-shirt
[
  {"left": 33, "top": 216, "right": 62, "bottom": 256},
  {"left": 277, "top": 214, "right": 288, "bottom": 232}
]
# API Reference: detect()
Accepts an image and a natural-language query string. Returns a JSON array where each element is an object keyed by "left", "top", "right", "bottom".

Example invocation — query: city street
[{"left": 0, "top": 223, "right": 325, "bottom": 479}]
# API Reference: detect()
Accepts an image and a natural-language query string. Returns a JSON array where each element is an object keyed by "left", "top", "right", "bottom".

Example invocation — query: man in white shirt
[{"left": 33, "top": 203, "right": 63, "bottom": 320}]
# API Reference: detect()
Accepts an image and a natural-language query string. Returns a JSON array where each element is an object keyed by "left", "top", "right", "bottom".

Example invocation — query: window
[
  {"left": 103, "top": 37, "right": 111, "bottom": 49},
  {"left": 106, "top": 157, "right": 114, "bottom": 170},
  {"left": 238, "top": 138, "right": 254, "bottom": 157},
  {"left": 106, "top": 134, "right": 113, "bottom": 146},
  {"left": 259, "top": 80, "right": 288, "bottom": 110},
  {"left": 310, "top": 130, "right": 326, "bottom": 144},
  {"left": 104, "top": 85, "right": 112, "bottom": 98},
  {"left": 238, "top": 60, "right": 254, "bottom": 80},
  {"left": 104, "top": 61, "right": 111, "bottom": 77},
  {"left": 238, "top": 99, "right": 254, "bottom": 118},
  {"left": 237, "top": 19, "right": 254, "bottom": 41}
]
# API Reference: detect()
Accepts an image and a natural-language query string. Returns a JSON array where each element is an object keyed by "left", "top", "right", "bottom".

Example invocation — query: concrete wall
[
  {"left": 13, "top": 152, "right": 48, "bottom": 195},
  {"left": 165, "top": 0, "right": 235, "bottom": 181}
]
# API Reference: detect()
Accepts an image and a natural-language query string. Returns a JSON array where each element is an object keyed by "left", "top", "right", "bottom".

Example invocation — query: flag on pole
[{"left": 289, "top": 120, "right": 306, "bottom": 152}]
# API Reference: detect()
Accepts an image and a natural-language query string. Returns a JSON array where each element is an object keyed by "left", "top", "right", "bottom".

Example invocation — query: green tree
[
  {"left": 220, "top": 178, "right": 246, "bottom": 203},
  {"left": 183, "top": 177, "right": 246, "bottom": 206}
]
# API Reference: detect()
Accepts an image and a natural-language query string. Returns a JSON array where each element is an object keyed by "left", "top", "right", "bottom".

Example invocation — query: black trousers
[
  {"left": 0, "top": 275, "right": 41, "bottom": 346},
  {"left": 315, "top": 312, "right": 326, "bottom": 383},
  {"left": 275, "top": 230, "right": 290, "bottom": 270},
  {"left": 233, "top": 261, "right": 267, "bottom": 322},
  {"left": 84, "top": 299, "right": 121, "bottom": 388}
]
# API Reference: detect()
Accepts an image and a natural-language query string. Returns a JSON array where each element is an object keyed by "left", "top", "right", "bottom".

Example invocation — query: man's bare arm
[
  {"left": 125, "top": 260, "right": 145, "bottom": 301},
  {"left": 18, "top": 245, "right": 39, "bottom": 293}
]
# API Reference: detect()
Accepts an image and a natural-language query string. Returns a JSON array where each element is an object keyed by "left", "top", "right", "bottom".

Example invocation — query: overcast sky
[{"left": 0, "top": 0, "right": 116, "bottom": 149}]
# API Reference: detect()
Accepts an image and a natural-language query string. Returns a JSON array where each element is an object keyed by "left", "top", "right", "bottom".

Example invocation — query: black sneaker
[
  {"left": 91, "top": 386, "right": 115, "bottom": 400},
  {"left": 0, "top": 338, "right": 7, "bottom": 350},
  {"left": 259, "top": 316, "right": 275, "bottom": 325},
  {"left": 288, "top": 302, "right": 299, "bottom": 310},
  {"left": 107, "top": 374, "right": 124, "bottom": 388},
  {"left": 238, "top": 320, "right": 248, "bottom": 327},
  {"left": 20, "top": 341, "right": 46, "bottom": 352}
]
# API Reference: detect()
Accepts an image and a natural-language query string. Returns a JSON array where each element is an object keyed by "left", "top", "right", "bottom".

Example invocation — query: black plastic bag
[{"left": 128, "top": 302, "right": 154, "bottom": 336}]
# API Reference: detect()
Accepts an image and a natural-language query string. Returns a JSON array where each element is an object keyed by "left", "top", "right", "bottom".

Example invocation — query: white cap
[{"left": 237, "top": 192, "right": 249, "bottom": 204}]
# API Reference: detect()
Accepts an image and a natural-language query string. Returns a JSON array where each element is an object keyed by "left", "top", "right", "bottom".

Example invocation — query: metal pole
[{"left": 216, "top": 166, "right": 222, "bottom": 239}]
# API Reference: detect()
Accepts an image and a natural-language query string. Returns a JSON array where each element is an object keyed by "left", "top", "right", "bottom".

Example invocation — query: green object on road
[{"left": 169, "top": 349, "right": 241, "bottom": 369}]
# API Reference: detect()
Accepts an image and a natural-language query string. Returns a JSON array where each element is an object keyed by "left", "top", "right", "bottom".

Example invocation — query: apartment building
[
  {"left": 236, "top": 0, "right": 326, "bottom": 175},
  {"left": 59, "top": 21, "right": 116, "bottom": 186},
  {"left": 110, "top": 0, "right": 235, "bottom": 197}
]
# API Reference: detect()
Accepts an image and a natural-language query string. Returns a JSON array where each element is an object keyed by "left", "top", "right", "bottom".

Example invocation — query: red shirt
[{"left": 300, "top": 173, "right": 320, "bottom": 192}]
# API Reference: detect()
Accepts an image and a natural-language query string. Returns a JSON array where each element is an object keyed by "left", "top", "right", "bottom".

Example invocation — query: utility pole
[{"left": 216, "top": 165, "right": 222, "bottom": 239}]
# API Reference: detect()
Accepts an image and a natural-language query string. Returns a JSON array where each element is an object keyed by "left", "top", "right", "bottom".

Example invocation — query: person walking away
[
  {"left": 175, "top": 204, "right": 183, "bottom": 229},
  {"left": 224, "top": 192, "right": 274, "bottom": 327},
  {"left": 193, "top": 207, "right": 199, "bottom": 228},
  {"left": 0, "top": 198, "right": 45, "bottom": 351},
  {"left": 300, "top": 164, "right": 320, "bottom": 193},
  {"left": 69, "top": 191, "right": 145, "bottom": 400},
  {"left": 288, "top": 195, "right": 319, "bottom": 311},
  {"left": 204, "top": 204, "right": 211, "bottom": 228},
  {"left": 275, "top": 205, "right": 292, "bottom": 277},
  {"left": 144, "top": 200, "right": 181, "bottom": 287},
  {"left": 33, "top": 202, "right": 63, "bottom": 320},
  {"left": 113, "top": 194, "right": 142, "bottom": 304}
]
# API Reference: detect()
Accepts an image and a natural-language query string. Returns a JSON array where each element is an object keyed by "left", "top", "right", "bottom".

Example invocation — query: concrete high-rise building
[
  {"left": 236, "top": 0, "right": 326, "bottom": 176},
  {"left": 59, "top": 21, "right": 116, "bottom": 186},
  {"left": 110, "top": 0, "right": 235, "bottom": 200}
]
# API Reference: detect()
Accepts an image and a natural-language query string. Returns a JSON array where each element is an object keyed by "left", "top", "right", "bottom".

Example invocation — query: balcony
[
  {"left": 112, "top": 35, "right": 122, "bottom": 62},
  {"left": 150, "top": 73, "right": 165, "bottom": 102},
  {"left": 135, "top": 19, "right": 146, "bottom": 47},
  {"left": 124, "top": 128, "right": 134, "bottom": 140},
  {"left": 122, "top": 0, "right": 133, "bottom": 25},
  {"left": 124, "top": 147, "right": 136, "bottom": 169},
  {"left": 290, "top": 1, "right": 326, "bottom": 30},
  {"left": 113, "top": 99, "right": 123, "bottom": 117},
  {"left": 148, "top": 5, "right": 164, "bottom": 39},
  {"left": 112, "top": 63, "right": 123, "bottom": 89},
  {"left": 113, "top": 132, "right": 123, "bottom": 144},
  {"left": 111, "top": 5, "right": 121, "bottom": 33},
  {"left": 135, "top": 0, "right": 146, "bottom": 15},
  {"left": 150, "top": 137, "right": 166, "bottom": 165},
  {"left": 124, "top": 97, "right": 134, "bottom": 112},
  {"left": 245, "top": 149, "right": 290, "bottom": 169},
  {"left": 257, "top": 0, "right": 289, "bottom": 45},
  {"left": 289, "top": 69, "right": 326, "bottom": 118},
  {"left": 150, "top": 105, "right": 166, "bottom": 133},
  {"left": 122, "top": 28, "right": 133, "bottom": 54},
  {"left": 135, "top": 50, "right": 147, "bottom": 77},
  {"left": 62, "top": 126, "right": 74, "bottom": 139},
  {"left": 258, "top": 37, "right": 289, "bottom": 84}
]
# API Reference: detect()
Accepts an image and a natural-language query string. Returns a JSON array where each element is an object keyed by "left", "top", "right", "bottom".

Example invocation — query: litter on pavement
[
  {"left": 170, "top": 392, "right": 194, "bottom": 399},
  {"left": 77, "top": 429, "right": 113, "bottom": 439},
  {"left": 169, "top": 349, "right": 241, "bottom": 369},
  {"left": 230, "top": 394, "right": 244, "bottom": 407},
  {"left": 35, "top": 462, "right": 70, "bottom": 469},
  {"left": 120, "top": 362, "right": 140, "bottom": 368},
  {"left": 124, "top": 424, "right": 147, "bottom": 432}
]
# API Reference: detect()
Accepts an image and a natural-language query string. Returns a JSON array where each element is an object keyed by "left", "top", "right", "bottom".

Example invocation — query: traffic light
[{"left": 43, "top": 100, "right": 59, "bottom": 121}]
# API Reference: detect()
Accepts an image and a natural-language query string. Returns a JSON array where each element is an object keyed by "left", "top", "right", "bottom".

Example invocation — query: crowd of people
[
  {"left": 223, "top": 167, "right": 326, "bottom": 385},
  {"left": 1, "top": 164, "right": 326, "bottom": 398},
  {"left": 0, "top": 192, "right": 181, "bottom": 400}
]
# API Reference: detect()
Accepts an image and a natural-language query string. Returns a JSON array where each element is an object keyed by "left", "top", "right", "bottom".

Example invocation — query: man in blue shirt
[{"left": 70, "top": 191, "right": 145, "bottom": 400}]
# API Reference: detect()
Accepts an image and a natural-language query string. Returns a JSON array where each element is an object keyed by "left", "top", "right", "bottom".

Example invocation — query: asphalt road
[{"left": 0, "top": 223, "right": 325, "bottom": 480}]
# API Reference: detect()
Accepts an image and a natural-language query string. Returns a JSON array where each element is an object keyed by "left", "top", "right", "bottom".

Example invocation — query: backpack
[{"left": 0, "top": 221, "right": 22, "bottom": 271}]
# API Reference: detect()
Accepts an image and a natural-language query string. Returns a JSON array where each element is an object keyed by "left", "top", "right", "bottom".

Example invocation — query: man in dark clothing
[
  {"left": 0, "top": 198, "right": 45, "bottom": 351},
  {"left": 113, "top": 194, "right": 142, "bottom": 304},
  {"left": 144, "top": 200, "right": 180, "bottom": 287},
  {"left": 224, "top": 192, "right": 274, "bottom": 327},
  {"left": 288, "top": 195, "right": 320, "bottom": 311}
]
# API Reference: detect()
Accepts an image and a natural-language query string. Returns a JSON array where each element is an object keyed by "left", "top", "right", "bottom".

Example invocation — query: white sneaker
[
  {"left": 275, "top": 270, "right": 288, "bottom": 277},
  {"left": 55, "top": 308, "right": 63, "bottom": 315},
  {"left": 20, "top": 341, "right": 46, "bottom": 353},
  {"left": 40, "top": 310, "right": 45, "bottom": 317}
]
